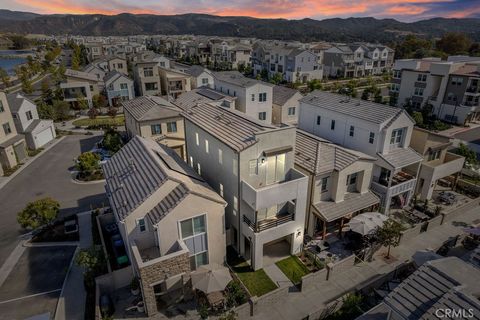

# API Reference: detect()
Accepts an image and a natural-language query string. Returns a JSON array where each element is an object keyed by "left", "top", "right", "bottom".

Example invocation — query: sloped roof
[
  {"left": 377, "top": 147, "right": 423, "bottom": 169},
  {"left": 6, "top": 93, "right": 29, "bottom": 113},
  {"left": 185, "top": 65, "right": 209, "bottom": 78},
  {"left": 300, "top": 91, "right": 405, "bottom": 126},
  {"left": 213, "top": 71, "right": 274, "bottom": 88},
  {"left": 182, "top": 102, "right": 277, "bottom": 152},
  {"left": 65, "top": 69, "right": 99, "bottom": 82},
  {"left": 122, "top": 96, "right": 181, "bottom": 122},
  {"left": 295, "top": 130, "right": 375, "bottom": 175},
  {"left": 314, "top": 191, "right": 380, "bottom": 222},
  {"left": 173, "top": 88, "right": 235, "bottom": 111},
  {"left": 103, "top": 136, "right": 225, "bottom": 222},
  {"left": 272, "top": 85, "right": 301, "bottom": 106}
]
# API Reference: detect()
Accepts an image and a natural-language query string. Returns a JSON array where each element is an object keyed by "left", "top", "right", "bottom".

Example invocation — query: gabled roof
[
  {"left": 173, "top": 88, "right": 235, "bottom": 111},
  {"left": 103, "top": 136, "right": 225, "bottom": 222},
  {"left": 300, "top": 91, "right": 406, "bottom": 126},
  {"left": 104, "top": 70, "right": 131, "bottom": 84},
  {"left": 65, "top": 69, "right": 100, "bottom": 82},
  {"left": 185, "top": 65, "right": 210, "bottom": 78},
  {"left": 213, "top": 71, "right": 274, "bottom": 89},
  {"left": 272, "top": 85, "right": 301, "bottom": 106},
  {"left": 6, "top": 93, "right": 35, "bottom": 113},
  {"left": 295, "top": 130, "right": 376, "bottom": 175},
  {"left": 122, "top": 96, "right": 181, "bottom": 122},
  {"left": 377, "top": 147, "right": 423, "bottom": 170},
  {"left": 182, "top": 102, "right": 278, "bottom": 152}
]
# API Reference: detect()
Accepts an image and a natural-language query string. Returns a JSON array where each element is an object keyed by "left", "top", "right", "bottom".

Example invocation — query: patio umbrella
[
  {"left": 348, "top": 212, "right": 388, "bottom": 235},
  {"left": 412, "top": 250, "right": 442, "bottom": 267},
  {"left": 191, "top": 263, "right": 232, "bottom": 294},
  {"left": 462, "top": 227, "right": 480, "bottom": 236}
]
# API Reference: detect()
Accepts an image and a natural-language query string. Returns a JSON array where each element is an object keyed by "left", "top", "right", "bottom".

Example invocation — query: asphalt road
[
  {"left": 0, "top": 134, "right": 107, "bottom": 265},
  {"left": 454, "top": 126, "right": 480, "bottom": 146},
  {"left": 0, "top": 246, "right": 76, "bottom": 320}
]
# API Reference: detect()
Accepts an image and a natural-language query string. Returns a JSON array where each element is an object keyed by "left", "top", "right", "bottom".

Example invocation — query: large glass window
[
  {"left": 180, "top": 215, "right": 208, "bottom": 270},
  {"left": 390, "top": 128, "right": 404, "bottom": 145},
  {"left": 167, "top": 121, "right": 177, "bottom": 133},
  {"left": 266, "top": 153, "right": 286, "bottom": 185},
  {"left": 150, "top": 124, "right": 161, "bottom": 135}
]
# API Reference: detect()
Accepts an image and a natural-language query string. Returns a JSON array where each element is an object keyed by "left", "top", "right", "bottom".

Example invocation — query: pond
[{"left": 0, "top": 50, "right": 34, "bottom": 75}]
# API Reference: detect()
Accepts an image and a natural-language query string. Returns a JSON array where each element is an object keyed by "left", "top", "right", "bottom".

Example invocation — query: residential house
[
  {"left": 213, "top": 71, "right": 274, "bottom": 123},
  {"left": 358, "top": 257, "right": 480, "bottom": 320},
  {"left": 295, "top": 130, "right": 379, "bottom": 238},
  {"left": 410, "top": 127, "right": 465, "bottom": 200},
  {"left": 7, "top": 93, "right": 56, "bottom": 150},
  {"left": 158, "top": 68, "right": 192, "bottom": 99},
  {"left": 174, "top": 87, "right": 237, "bottom": 111},
  {"left": 211, "top": 41, "right": 252, "bottom": 69},
  {"left": 104, "top": 71, "right": 134, "bottom": 107},
  {"left": 272, "top": 85, "right": 303, "bottom": 125},
  {"left": 123, "top": 96, "right": 186, "bottom": 159},
  {"left": 133, "top": 61, "right": 161, "bottom": 97},
  {"left": 61, "top": 69, "right": 103, "bottom": 108},
  {"left": 183, "top": 102, "right": 308, "bottom": 270},
  {"left": 103, "top": 136, "right": 226, "bottom": 316},
  {"left": 0, "top": 92, "right": 27, "bottom": 176},
  {"left": 183, "top": 65, "right": 214, "bottom": 89},
  {"left": 392, "top": 57, "right": 480, "bottom": 125},
  {"left": 86, "top": 56, "right": 128, "bottom": 77},
  {"left": 298, "top": 91, "right": 423, "bottom": 212}
]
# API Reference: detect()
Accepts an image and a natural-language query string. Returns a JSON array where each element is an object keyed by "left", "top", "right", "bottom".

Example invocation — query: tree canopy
[{"left": 17, "top": 197, "right": 60, "bottom": 229}]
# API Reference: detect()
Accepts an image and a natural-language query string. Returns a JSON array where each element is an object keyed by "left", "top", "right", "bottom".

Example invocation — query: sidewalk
[
  {"left": 0, "top": 136, "right": 65, "bottom": 190},
  {"left": 250, "top": 205, "right": 480, "bottom": 320},
  {"left": 54, "top": 211, "right": 92, "bottom": 320},
  {"left": 264, "top": 264, "right": 293, "bottom": 288}
]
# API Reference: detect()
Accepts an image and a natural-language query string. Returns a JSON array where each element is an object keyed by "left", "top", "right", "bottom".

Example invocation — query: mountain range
[{"left": 1, "top": 9, "right": 480, "bottom": 43}]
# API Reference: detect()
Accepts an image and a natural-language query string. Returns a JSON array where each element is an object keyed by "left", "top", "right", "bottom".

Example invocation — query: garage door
[{"left": 35, "top": 127, "right": 54, "bottom": 148}]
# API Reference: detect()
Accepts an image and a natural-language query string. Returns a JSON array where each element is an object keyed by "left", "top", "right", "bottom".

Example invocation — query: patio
[{"left": 304, "top": 233, "right": 355, "bottom": 266}]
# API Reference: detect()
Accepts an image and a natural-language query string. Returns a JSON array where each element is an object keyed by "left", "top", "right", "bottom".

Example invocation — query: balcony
[
  {"left": 371, "top": 171, "right": 417, "bottom": 198},
  {"left": 466, "top": 86, "right": 479, "bottom": 94},
  {"left": 243, "top": 202, "right": 295, "bottom": 233},
  {"left": 241, "top": 168, "right": 308, "bottom": 210},
  {"left": 421, "top": 152, "right": 465, "bottom": 182}
]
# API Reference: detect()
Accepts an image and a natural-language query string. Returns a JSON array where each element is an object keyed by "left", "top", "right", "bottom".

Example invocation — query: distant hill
[{"left": 0, "top": 10, "right": 480, "bottom": 42}]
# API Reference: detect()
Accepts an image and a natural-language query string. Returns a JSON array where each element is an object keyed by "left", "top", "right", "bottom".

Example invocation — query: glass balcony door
[{"left": 265, "top": 154, "right": 285, "bottom": 185}]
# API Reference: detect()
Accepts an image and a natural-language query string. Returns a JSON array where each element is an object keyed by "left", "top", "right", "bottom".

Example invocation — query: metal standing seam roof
[
  {"left": 122, "top": 96, "right": 181, "bottom": 122},
  {"left": 313, "top": 191, "right": 380, "bottom": 222},
  {"left": 272, "top": 85, "right": 301, "bottom": 106},
  {"left": 181, "top": 102, "right": 277, "bottom": 152},
  {"left": 295, "top": 130, "right": 375, "bottom": 175},
  {"left": 300, "top": 91, "right": 404, "bottom": 125}
]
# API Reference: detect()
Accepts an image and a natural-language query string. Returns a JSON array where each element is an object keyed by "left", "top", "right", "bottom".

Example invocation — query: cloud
[{"left": 3, "top": 0, "right": 480, "bottom": 21}]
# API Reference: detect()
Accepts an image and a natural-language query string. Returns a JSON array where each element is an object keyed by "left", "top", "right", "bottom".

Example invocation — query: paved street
[
  {"left": 0, "top": 134, "right": 107, "bottom": 265},
  {"left": 454, "top": 126, "right": 480, "bottom": 146}
]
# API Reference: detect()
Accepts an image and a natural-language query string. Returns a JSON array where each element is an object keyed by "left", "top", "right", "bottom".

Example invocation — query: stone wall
[
  {"left": 399, "top": 224, "right": 422, "bottom": 244},
  {"left": 442, "top": 197, "right": 480, "bottom": 223},
  {"left": 138, "top": 251, "right": 191, "bottom": 316},
  {"left": 328, "top": 254, "right": 356, "bottom": 280},
  {"left": 251, "top": 286, "right": 289, "bottom": 315}
]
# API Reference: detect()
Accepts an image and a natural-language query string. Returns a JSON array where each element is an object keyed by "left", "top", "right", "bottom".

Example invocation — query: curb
[
  {"left": 0, "top": 136, "right": 66, "bottom": 190},
  {"left": 53, "top": 245, "right": 80, "bottom": 320}
]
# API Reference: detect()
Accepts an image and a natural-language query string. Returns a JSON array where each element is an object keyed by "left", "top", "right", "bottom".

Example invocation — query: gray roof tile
[
  {"left": 313, "top": 191, "right": 380, "bottom": 222},
  {"left": 272, "top": 85, "right": 301, "bottom": 106},
  {"left": 122, "top": 96, "right": 181, "bottom": 122}
]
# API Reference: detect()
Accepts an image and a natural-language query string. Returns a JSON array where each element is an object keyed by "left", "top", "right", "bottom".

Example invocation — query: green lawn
[
  {"left": 275, "top": 256, "right": 310, "bottom": 284},
  {"left": 72, "top": 115, "right": 125, "bottom": 127},
  {"left": 227, "top": 247, "right": 277, "bottom": 297}
]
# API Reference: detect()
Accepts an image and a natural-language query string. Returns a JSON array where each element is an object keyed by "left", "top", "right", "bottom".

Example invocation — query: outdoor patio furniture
[
  {"left": 207, "top": 291, "right": 225, "bottom": 310},
  {"left": 410, "top": 210, "right": 429, "bottom": 222}
]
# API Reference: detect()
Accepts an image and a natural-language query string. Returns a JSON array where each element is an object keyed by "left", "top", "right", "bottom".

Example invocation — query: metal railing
[{"left": 243, "top": 213, "right": 295, "bottom": 233}]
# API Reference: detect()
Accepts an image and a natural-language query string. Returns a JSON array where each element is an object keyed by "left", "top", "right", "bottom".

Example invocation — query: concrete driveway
[
  {"left": 0, "top": 134, "right": 107, "bottom": 265},
  {"left": 0, "top": 246, "right": 76, "bottom": 320}
]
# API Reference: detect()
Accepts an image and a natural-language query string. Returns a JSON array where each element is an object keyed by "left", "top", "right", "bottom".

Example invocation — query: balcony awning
[
  {"left": 263, "top": 146, "right": 293, "bottom": 157},
  {"left": 377, "top": 148, "right": 423, "bottom": 170},
  {"left": 313, "top": 191, "right": 380, "bottom": 223}
]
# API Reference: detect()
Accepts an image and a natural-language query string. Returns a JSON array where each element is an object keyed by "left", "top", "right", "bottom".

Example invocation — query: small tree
[
  {"left": 0, "top": 67, "right": 11, "bottom": 88},
  {"left": 37, "top": 102, "right": 56, "bottom": 120},
  {"left": 375, "top": 220, "right": 405, "bottom": 259},
  {"left": 107, "top": 107, "right": 118, "bottom": 118},
  {"left": 412, "top": 111, "right": 424, "bottom": 126},
  {"left": 75, "top": 94, "right": 89, "bottom": 110},
  {"left": 92, "top": 94, "right": 107, "bottom": 109},
  {"left": 456, "top": 143, "right": 478, "bottom": 166},
  {"left": 17, "top": 197, "right": 60, "bottom": 229},
  {"left": 87, "top": 107, "right": 99, "bottom": 119},
  {"left": 76, "top": 152, "right": 100, "bottom": 173},
  {"left": 52, "top": 99, "right": 71, "bottom": 121},
  {"left": 103, "top": 129, "right": 123, "bottom": 153}
]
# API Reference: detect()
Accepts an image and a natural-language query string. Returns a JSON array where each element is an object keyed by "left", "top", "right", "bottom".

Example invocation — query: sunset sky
[{"left": 1, "top": 0, "right": 479, "bottom": 22}]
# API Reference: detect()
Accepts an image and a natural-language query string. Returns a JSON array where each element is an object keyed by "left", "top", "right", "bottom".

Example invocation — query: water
[{"left": 0, "top": 50, "right": 33, "bottom": 75}]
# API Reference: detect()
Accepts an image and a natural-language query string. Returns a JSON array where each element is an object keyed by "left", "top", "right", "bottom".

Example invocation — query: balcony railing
[
  {"left": 243, "top": 212, "right": 295, "bottom": 233},
  {"left": 466, "top": 86, "right": 478, "bottom": 93},
  {"left": 372, "top": 171, "right": 417, "bottom": 198}
]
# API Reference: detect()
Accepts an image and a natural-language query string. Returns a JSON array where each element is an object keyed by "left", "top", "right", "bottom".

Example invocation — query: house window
[
  {"left": 249, "top": 160, "right": 257, "bottom": 175},
  {"left": 321, "top": 177, "right": 328, "bottom": 192},
  {"left": 349, "top": 126, "right": 354, "bottom": 137},
  {"left": 201, "top": 78, "right": 209, "bottom": 85},
  {"left": 197, "top": 163, "right": 201, "bottom": 175},
  {"left": 189, "top": 156, "right": 194, "bottom": 167},
  {"left": 393, "top": 70, "right": 401, "bottom": 79},
  {"left": 330, "top": 120, "right": 335, "bottom": 130},
  {"left": 150, "top": 124, "right": 162, "bottom": 135},
  {"left": 316, "top": 115, "right": 321, "bottom": 125},
  {"left": 218, "top": 149, "right": 223, "bottom": 164},
  {"left": 233, "top": 196, "right": 238, "bottom": 210},
  {"left": 251, "top": 94, "right": 255, "bottom": 101},
  {"left": 259, "top": 92, "right": 267, "bottom": 102},
  {"left": 205, "top": 139, "right": 209, "bottom": 153},
  {"left": 167, "top": 121, "right": 177, "bottom": 133},
  {"left": 414, "top": 87, "right": 424, "bottom": 96},
  {"left": 346, "top": 173, "right": 358, "bottom": 186},
  {"left": 287, "top": 107, "right": 296, "bottom": 116},
  {"left": 195, "top": 132, "right": 199, "bottom": 146},
  {"left": 258, "top": 112, "right": 267, "bottom": 121},
  {"left": 117, "top": 63, "right": 123, "bottom": 69},
  {"left": 417, "top": 74, "right": 427, "bottom": 82},
  {"left": 427, "top": 150, "right": 441, "bottom": 161},
  {"left": 451, "top": 77, "right": 463, "bottom": 86},
  {"left": 390, "top": 128, "right": 404, "bottom": 145},
  {"left": 120, "top": 83, "right": 128, "bottom": 90},
  {"left": 219, "top": 183, "right": 224, "bottom": 197},
  {"left": 2, "top": 123, "right": 11, "bottom": 135},
  {"left": 369, "top": 132, "right": 375, "bottom": 144},
  {"left": 0, "top": 101, "right": 3, "bottom": 113},
  {"left": 26, "top": 111, "right": 33, "bottom": 121},
  {"left": 180, "top": 215, "right": 208, "bottom": 270},
  {"left": 447, "top": 92, "right": 457, "bottom": 102},
  {"left": 137, "top": 218, "right": 147, "bottom": 232},
  {"left": 145, "top": 82, "right": 157, "bottom": 91},
  {"left": 143, "top": 67, "right": 154, "bottom": 77}
]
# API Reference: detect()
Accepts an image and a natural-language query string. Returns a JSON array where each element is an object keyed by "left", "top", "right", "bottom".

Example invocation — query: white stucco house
[
  {"left": 104, "top": 71, "right": 135, "bottom": 107},
  {"left": 7, "top": 93, "right": 56, "bottom": 150}
]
